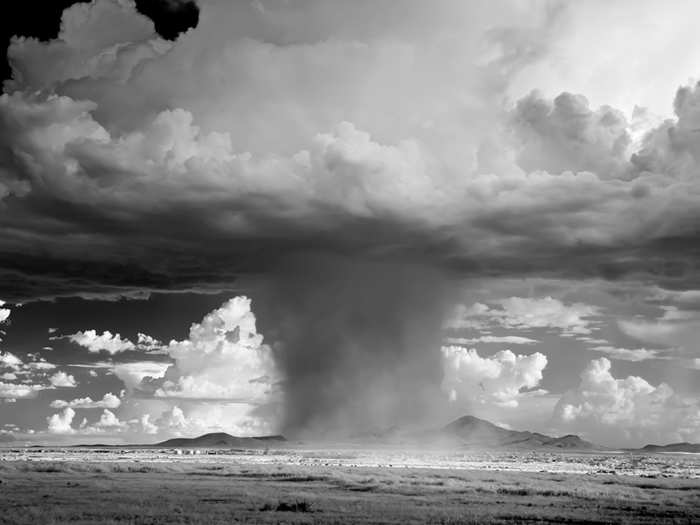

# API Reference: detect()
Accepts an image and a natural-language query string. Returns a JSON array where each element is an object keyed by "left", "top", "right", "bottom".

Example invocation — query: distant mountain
[
  {"left": 637, "top": 442, "right": 700, "bottom": 453},
  {"left": 155, "top": 432, "right": 286, "bottom": 448},
  {"left": 0, "top": 433, "right": 15, "bottom": 443},
  {"left": 440, "top": 415, "right": 596, "bottom": 450}
]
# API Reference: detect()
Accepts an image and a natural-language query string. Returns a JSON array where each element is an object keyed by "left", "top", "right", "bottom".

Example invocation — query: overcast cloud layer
[{"left": 2, "top": 0, "right": 700, "bottom": 301}]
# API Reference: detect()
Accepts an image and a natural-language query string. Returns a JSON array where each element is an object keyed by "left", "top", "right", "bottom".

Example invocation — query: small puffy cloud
[
  {"left": 136, "top": 333, "right": 163, "bottom": 352},
  {"left": 93, "top": 409, "right": 127, "bottom": 430},
  {"left": 138, "top": 414, "right": 158, "bottom": 435},
  {"left": 67, "top": 330, "right": 135, "bottom": 354},
  {"left": 553, "top": 357, "right": 700, "bottom": 446},
  {"left": 0, "top": 300, "right": 10, "bottom": 324},
  {"left": 50, "top": 393, "right": 121, "bottom": 410},
  {"left": 441, "top": 346, "right": 548, "bottom": 408},
  {"left": 448, "top": 296, "right": 599, "bottom": 336},
  {"left": 47, "top": 408, "right": 76, "bottom": 434},
  {"left": 49, "top": 371, "right": 77, "bottom": 388}
]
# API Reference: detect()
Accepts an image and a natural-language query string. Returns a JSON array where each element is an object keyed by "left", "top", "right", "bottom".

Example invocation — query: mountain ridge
[{"left": 438, "top": 415, "right": 597, "bottom": 450}]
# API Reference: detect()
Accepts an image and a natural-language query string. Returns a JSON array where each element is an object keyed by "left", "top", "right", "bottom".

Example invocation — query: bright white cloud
[
  {"left": 49, "top": 371, "right": 77, "bottom": 388},
  {"left": 0, "top": 352, "right": 23, "bottom": 370},
  {"left": 441, "top": 346, "right": 548, "bottom": 408},
  {"left": 47, "top": 408, "right": 76, "bottom": 434},
  {"left": 0, "top": 300, "right": 9, "bottom": 324},
  {"left": 67, "top": 330, "right": 136, "bottom": 354},
  {"left": 553, "top": 357, "right": 700, "bottom": 446},
  {"left": 153, "top": 296, "right": 279, "bottom": 402},
  {"left": 50, "top": 393, "right": 121, "bottom": 410}
]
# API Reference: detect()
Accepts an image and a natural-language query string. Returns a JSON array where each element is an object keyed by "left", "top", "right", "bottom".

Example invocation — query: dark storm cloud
[{"left": 1, "top": 1, "right": 700, "bottom": 304}]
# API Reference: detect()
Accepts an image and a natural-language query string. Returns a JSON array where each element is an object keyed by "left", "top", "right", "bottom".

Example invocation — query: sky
[{"left": 0, "top": 0, "right": 699, "bottom": 448}]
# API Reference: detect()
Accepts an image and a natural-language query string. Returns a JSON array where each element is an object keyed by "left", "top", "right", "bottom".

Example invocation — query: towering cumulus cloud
[{"left": 3, "top": 0, "right": 700, "bottom": 438}]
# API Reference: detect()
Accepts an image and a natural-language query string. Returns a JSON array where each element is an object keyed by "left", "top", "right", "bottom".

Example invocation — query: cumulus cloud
[
  {"left": 49, "top": 371, "right": 77, "bottom": 388},
  {"left": 66, "top": 330, "right": 136, "bottom": 354},
  {"left": 47, "top": 407, "right": 76, "bottom": 434},
  {"left": 152, "top": 296, "right": 278, "bottom": 402},
  {"left": 50, "top": 393, "right": 121, "bottom": 410},
  {"left": 510, "top": 91, "right": 631, "bottom": 177},
  {"left": 0, "top": 300, "right": 9, "bottom": 324},
  {"left": 553, "top": 357, "right": 700, "bottom": 446},
  {"left": 441, "top": 346, "right": 548, "bottom": 408},
  {"left": 47, "top": 406, "right": 128, "bottom": 435}
]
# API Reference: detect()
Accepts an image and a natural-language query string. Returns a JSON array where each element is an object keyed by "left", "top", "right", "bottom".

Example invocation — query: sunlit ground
[{"left": 1, "top": 448, "right": 698, "bottom": 524}]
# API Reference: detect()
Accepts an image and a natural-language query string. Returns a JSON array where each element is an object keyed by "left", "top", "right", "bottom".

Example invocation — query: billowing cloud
[
  {"left": 510, "top": 91, "right": 631, "bottom": 177},
  {"left": 50, "top": 392, "right": 121, "bottom": 410},
  {"left": 2, "top": 0, "right": 700, "bottom": 303},
  {"left": 152, "top": 296, "right": 278, "bottom": 402},
  {"left": 441, "top": 346, "right": 548, "bottom": 408},
  {"left": 553, "top": 357, "right": 700, "bottom": 446}
]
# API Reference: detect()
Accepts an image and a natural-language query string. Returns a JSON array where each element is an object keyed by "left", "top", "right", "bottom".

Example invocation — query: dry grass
[{"left": 0, "top": 459, "right": 697, "bottom": 524}]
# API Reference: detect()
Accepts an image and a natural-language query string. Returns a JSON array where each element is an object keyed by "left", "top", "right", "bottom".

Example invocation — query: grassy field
[{"left": 0, "top": 460, "right": 698, "bottom": 524}]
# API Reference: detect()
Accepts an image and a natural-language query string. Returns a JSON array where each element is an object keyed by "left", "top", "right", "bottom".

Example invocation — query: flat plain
[{"left": 0, "top": 448, "right": 698, "bottom": 524}]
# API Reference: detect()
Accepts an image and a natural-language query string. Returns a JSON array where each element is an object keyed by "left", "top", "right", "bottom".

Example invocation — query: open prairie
[{"left": 1, "top": 449, "right": 698, "bottom": 524}]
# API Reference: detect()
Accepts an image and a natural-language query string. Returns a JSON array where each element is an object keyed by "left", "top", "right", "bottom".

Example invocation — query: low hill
[
  {"left": 637, "top": 442, "right": 700, "bottom": 453},
  {"left": 155, "top": 432, "right": 286, "bottom": 448},
  {"left": 440, "top": 415, "right": 596, "bottom": 450}
]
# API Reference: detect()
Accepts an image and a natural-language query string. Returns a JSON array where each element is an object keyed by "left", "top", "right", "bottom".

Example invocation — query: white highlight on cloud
[
  {"left": 553, "top": 357, "right": 700, "bottom": 446},
  {"left": 441, "top": 346, "right": 548, "bottom": 408},
  {"left": 49, "top": 371, "right": 77, "bottom": 388},
  {"left": 67, "top": 330, "right": 136, "bottom": 354},
  {"left": 50, "top": 393, "right": 121, "bottom": 410}
]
